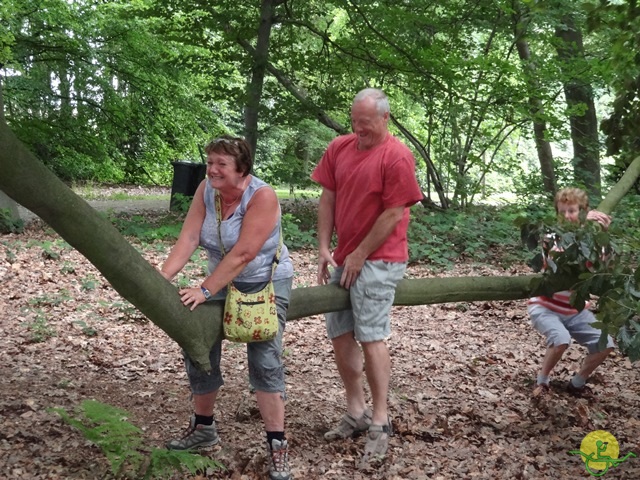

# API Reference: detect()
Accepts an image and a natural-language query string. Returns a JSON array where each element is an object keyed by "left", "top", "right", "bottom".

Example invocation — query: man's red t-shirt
[{"left": 311, "top": 133, "right": 423, "bottom": 265}]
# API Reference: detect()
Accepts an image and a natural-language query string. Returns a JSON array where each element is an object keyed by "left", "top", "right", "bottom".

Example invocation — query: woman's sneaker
[
  {"left": 268, "top": 439, "right": 291, "bottom": 480},
  {"left": 324, "top": 408, "right": 372, "bottom": 441},
  {"left": 166, "top": 414, "right": 219, "bottom": 450}
]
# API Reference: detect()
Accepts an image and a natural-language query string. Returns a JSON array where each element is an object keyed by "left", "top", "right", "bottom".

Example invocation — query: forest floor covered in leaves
[{"left": 2, "top": 194, "right": 640, "bottom": 479}]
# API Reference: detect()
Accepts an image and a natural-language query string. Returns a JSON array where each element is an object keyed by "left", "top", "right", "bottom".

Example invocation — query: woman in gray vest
[{"left": 160, "top": 135, "right": 294, "bottom": 480}]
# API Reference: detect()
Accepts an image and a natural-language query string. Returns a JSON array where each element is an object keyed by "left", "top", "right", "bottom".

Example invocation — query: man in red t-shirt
[{"left": 311, "top": 88, "right": 423, "bottom": 462}]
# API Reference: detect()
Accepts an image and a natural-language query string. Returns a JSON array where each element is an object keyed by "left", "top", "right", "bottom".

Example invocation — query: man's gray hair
[{"left": 353, "top": 88, "right": 390, "bottom": 115}]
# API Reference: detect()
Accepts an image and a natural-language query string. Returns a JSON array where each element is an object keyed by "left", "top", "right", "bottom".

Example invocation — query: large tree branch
[
  {"left": 597, "top": 155, "right": 640, "bottom": 214},
  {"left": 0, "top": 118, "right": 222, "bottom": 372}
]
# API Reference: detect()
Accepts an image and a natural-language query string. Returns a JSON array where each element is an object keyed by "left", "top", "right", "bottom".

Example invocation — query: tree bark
[
  {"left": 513, "top": 5, "right": 556, "bottom": 196},
  {"left": 0, "top": 118, "right": 222, "bottom": 372},
  {"left": 0, "top": 81, "right": 22, "bottom": 228},
  {"left": 243, "top": 0, "right": 276, "bottom": 156},
  {"left": 555, "top": 14, "right": 601, "bottom": 199},
  {"left": 597, "top": 155, "right": 640, "bottom": 215}
]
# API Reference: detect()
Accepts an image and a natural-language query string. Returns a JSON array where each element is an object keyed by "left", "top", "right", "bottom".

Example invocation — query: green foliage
[
  {"left": 111, "top": 300, "right": 147, "bottom": 323},
  {"left": 255, "top": 120, "right": 336, "bottom": 191},
  {"left": 3, "top": 0, "right": 218, "bottom": 184},
  {"left": 21, "top": 311, "right": 57, "bottom": 343},
  {"left": 25, "top": 238, "right": 70, "bottom": 260},
  {"left": 168, "top": 193, "right": 193, "bottom": 214},
  {"left": 281, "top": 213, "right": 316, "bottom": 250},
  {"left": 60, "top": 262, "right": 77, "bottom": 274},
  {"left": 72, "top": 320, "right": 98, "bottom": 337},
  {"left": 0, "top": 0, "right": 623, "bottom": 203},
  {"left": 0, "top": 208, "right": 24, "bottom": 234},
  {"left": 110, "top": 213, "right": 184, "bottom": 242},
  {"left": 28, "top": 291, "right": 73, "bottom": 307},
  {"left": 50, "top": 400, "right": 222, "bottom": 479},
  {"left": 1, "top": 241, "right": 17, "bottom": 264},
  {"left": 81, "top": 275, "right": 100, "bottom": 291},
  {"left": 407, "top": 205, "right": 527, "bottom": 269},
  {"left": 588, "top": 1, "right": 640, "bottom": 191}
]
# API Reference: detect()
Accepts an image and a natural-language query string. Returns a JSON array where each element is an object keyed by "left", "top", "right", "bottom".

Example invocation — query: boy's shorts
[
  {"left": 184, "top": 277, "right": 292, "bottom": 395},
  {"left": 528, "top": 304, "right": 614, "bottom": 354},
  {"left": 326, "top": 260, "right": 406, "bottom": 342}
]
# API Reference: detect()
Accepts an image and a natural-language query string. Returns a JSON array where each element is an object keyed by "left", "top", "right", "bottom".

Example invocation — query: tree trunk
[
  {"left": 243, "top": 0, "right": 276, "bottom": 156},
  {"left": 236, "top": 36, "right": 348, "bottom": 135},
  {"left": 513, "top": 5, "right": 556, "bottom": 196},
  {"left": 555, "top": 14, "right": 601, "bottom": 199},
  {"left": 0, "top": 118, "right": 222, "bottom": 372},
  {"left": 597, "top": 155, "right": 640, "bottom": 214},
  {"left": 0, "top": 81, "right": 22, "bottom": 227}
]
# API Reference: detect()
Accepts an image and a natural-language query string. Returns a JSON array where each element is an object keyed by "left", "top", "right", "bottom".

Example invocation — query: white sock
[
  {"left": 537, "top": 374, "right": 550, "bottom": 385},
  {"left": 571, "top": 374, "right": 587, "bottom": 389}
]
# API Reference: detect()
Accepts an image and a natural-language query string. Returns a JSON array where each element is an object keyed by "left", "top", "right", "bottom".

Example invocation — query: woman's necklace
[
  {"left": 220, "top": 191, "right": 241, "bottom": 207},
  {"left": 220, "top": 177, "right": 248, "bottom": 207}
]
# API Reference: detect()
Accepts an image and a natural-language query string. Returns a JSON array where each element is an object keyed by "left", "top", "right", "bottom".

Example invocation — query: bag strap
[{"left": 214, "top": 190, "right": 282, "bottom": 281}]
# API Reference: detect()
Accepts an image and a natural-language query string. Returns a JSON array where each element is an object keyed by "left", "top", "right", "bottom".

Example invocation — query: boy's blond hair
[{"left": 554, "top": 187, "right": 589, "bottom": 213}]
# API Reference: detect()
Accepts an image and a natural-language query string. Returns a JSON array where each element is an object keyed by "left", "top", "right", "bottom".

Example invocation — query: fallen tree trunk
[
  {"left": 1, "top": 115, "right": 638, "bottom": 369},
  {"left": 288, "top": 274, "right": 563, "bottom": 321},
  {"left": 0, "top": 119, "right": 222, "bottom": 371}
]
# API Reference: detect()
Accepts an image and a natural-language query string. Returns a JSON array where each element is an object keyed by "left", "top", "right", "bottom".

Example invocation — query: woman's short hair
[
  {"left": 554, "top": 187, "right": 589, "bottom": 212},
  {"left": 204, "top": 135, "right": 253, "bottom": 176}
]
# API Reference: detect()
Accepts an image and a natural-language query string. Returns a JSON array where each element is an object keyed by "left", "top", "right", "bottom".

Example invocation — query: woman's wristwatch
[{"left": 201, "top": 286, "right": 212, "bottom": 300}]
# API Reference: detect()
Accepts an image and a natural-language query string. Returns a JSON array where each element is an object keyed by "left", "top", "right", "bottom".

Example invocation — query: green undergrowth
[
  {"left": 407, "top": 204, "right": 529, "bottom": 269},
  {"left": 0, "top": 208, "right": 25, "bottom": 234},
  {"left": 106, "top": 201, "right": 530, "bottom": 269},
  {"left": 50, "top": 400, "right": 223, "bottom": 479}
]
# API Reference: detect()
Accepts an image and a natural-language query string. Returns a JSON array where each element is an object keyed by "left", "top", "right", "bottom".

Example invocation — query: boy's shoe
[
  {"left": 566, "top": 382, "right": 597, "bottom": 400},
  {"left": 268, "top": 439, "right": 291, "bottom": 480},
  {"left": 166, "top": 414, "right": 220, "bottom": 450},
  {"left": 324, "top": 408, "right": 372, "bottom": 441}
]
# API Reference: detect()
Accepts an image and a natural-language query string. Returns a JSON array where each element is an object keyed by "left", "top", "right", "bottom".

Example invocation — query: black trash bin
[{"left": 170, "top": 161, "right": 207, "bottom": 211}]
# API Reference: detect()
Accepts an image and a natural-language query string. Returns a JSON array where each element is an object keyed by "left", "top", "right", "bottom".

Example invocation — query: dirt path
[
  {"left": 18, "top": 198, "right": 171, "bottom": 225},
  {"left": 16, "top": 186, "right": 314, "bottom": 225}
]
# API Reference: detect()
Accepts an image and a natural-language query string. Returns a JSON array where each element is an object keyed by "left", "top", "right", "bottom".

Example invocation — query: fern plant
[{"left": 50, "top": 400, "right": 223, "bottom": 479}]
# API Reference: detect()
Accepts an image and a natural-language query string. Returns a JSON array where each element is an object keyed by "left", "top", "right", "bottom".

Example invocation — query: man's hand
[
  {"left": 340, "top": 250, "right": 366, "bottom": 289},
  {"left": 317, "top": 248, "right": 337, "bottom": 285}
]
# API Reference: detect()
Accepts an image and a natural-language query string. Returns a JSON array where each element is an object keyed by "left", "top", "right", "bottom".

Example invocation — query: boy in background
[{"left": 529, "top": 187, "right": 615, "bottom": 399}]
